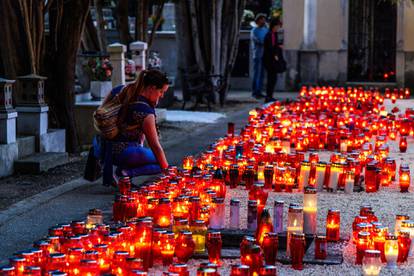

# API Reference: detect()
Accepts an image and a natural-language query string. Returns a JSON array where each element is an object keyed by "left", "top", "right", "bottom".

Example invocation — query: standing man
[
  {"left": 251, "top": 13, "right": 268, "bottom": 99},
  {"left": 263, "top": 18, "right": 285, "bottom": 103}
]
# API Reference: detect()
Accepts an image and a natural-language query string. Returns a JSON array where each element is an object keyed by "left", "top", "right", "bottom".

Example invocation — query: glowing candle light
[
  {"left": 362, "top": 250, "right": 382, "bottom": 276},
  {"left": 303, "top": 187, "right": 317, "bottom": 235},
  {"left": 286, "top": 205, "right": 303, "bottom": 257},
  {"left": 395, "top": 214, "right": 410, "bottom": 236},
  {"left": 399, "top": 137, "right": 407, "bottom": 153},
  {"left": 384, "top": 234, "right": 398, "bottom": 269},
  {"left": 256, "top": 209, "right": 274, "bottom": 246},
  {"left": 315, "top": 162, "right": 327, "bottom": 192},
  {"left": 399, "top": 169, "right": 410, "bottom": 193},
  {"left": 326, "top": 209, "right": 340, "bottom": 242}
]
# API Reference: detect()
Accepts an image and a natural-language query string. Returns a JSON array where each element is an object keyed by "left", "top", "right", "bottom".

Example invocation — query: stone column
[
  {"left": 0, "top": 78, "right": 17, "bottom": 144},
  {"left": 107, "top": 43, "right": 127, "bottom": 87},
  {"left": 130, "top": 41, "right": 148, "bottom": 73},
  {"left": 303, "top": 0, "right": 317, "bottom": 49},
  {"left": 15, "top": 74, "right": 49, "bottom": 136}
]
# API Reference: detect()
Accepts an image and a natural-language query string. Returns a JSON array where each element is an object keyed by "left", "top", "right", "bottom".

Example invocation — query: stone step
[
  {"left": 16, "top": 136, "right": 36, "bottom": 158},
  {"left": 14, "top": 152, "right": 69, "bottom": 174}
]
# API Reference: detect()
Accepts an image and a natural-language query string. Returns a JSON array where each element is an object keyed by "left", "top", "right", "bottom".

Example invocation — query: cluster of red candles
[
  {"left": 2, "top": 86, "right": 412, "bottom": 275},
  {"left": 352, "top": 205, "right": 414, "bottom": 274}
]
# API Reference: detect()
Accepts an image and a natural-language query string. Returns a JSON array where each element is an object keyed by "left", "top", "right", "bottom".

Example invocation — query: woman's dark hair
[
  {"left": 269, "top": 17, "right": 282, "bottom": 31},
  {"left": 141, "top": 69, "right": 169, "bottom": 89}
]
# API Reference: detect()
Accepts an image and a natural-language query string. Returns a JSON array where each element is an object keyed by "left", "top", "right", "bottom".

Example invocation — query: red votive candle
[
  {"left": 356, "top": 231, "right": 371, "bottom": 265},
  {"left": 256, "top": 209, "right": 274, "bottom": 246},
  {"left": 206, "top": 231, "right": 222, "bottom": 266},
  {"left": 242, "top": 245, "right": 263, "bottom": 275},
  {"left": 399, "top": 136, "right": 408, "bottom": 153},
  {"left": 118, "top": 176, "right": 131, "bottom": 195},
  {"left": 264, "top": 165, "right": 274, "bottom": 190},
  {"left": 175, "top": 231, "right": 195, "bottom": 263},
  {"left": 243, "top": 165, "right": 255, "bottom": 190},
  {"left": 326, "top": 209, "right": 340, "bottom": 242},
  {"left": 259, "top": 265, "right": 277, "bottom": 276},
  {"left": 240, "top": 236, "right": 256, "bottom": 261},
  {"left": 290, "top": 233, "right": 306, "bottom": 270},
  {"left": 262, "top": 232, "right": 278, "bottom": 265},
  {"left": 373, "top": 225, "right": 388, "bottom": 262},
  {"left": 315, "top": 235, "right": 327, "bottom": 260},
  {"left": 169, "top": 263, "right": 190, "bottom": 276},
  {"left": 229, "top": 164, "right": 240, "bottom": 189},
  {"left": 398, "top": 230, "right": 411, "bottom": 263},
  {"left": 399, "top": 168, "right": 410, "bottom": 193},
  {"left": 230, "top": 264, "right": 249, "bottom": 276},
  {"left": 160, "top": 232, "right": 176, "bottom": 266}
]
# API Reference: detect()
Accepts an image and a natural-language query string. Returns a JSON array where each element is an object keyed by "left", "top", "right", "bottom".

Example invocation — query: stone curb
[{"left": 0, "top": 178, "right": 99, "bottom": 227}]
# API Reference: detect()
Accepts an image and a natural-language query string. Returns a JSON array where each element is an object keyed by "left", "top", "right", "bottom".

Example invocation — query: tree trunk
[
  {"left": 44, "top": 0, "right": 90, "bottom": 152},
  {"left": 94, "top": 0, "right": 108, "bottom": 51},
  {"left": 148, "top": 1, "right": 166, "bottom": 49},
  {"left": 81, "top": 12, "right": 101, "bottom": 52},
  {"left": 116, "top": 0, "right": 132, "bottom": 46}
]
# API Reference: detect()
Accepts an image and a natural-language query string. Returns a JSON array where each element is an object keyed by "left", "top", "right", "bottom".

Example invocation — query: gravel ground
[{"left": 147, "top": 138, "right": 414, "bottom": 275}]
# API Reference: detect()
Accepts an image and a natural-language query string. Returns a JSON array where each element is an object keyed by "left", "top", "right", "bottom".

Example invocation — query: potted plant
[{"left": 84, "top": 57, "right": 113, "bottom": 99}]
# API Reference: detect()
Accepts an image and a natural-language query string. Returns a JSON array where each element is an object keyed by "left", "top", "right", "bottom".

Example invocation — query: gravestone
[
  {"left": 0, "top": 78, "right": 18, "bottom": 177},
  {"left": 130, "top": 41, "right": 147, "bottom": 74}
]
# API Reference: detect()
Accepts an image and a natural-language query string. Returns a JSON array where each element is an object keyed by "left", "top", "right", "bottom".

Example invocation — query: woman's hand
[{"left": 142, "top": 114, "right": 169, "bottom": 169}]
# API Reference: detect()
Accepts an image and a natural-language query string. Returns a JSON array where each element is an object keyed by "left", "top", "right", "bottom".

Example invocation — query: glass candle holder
[
  {"left": 399, "top": 169, "right": 410, "bottom": 193},
  {"left": 259, "top": 265, "right": 277, "bottom": 276},
  {"left": 384, "top": 234, "right": 398, "bottom": 269},
  {"left": 356, "top": 232, "right": 371, "bottom": 265},
  {"left": 287, "top": 205, "right": 303, "bottom": 257},
  {"left": 264, "top": 165, "right": 274, "bottom": 190},
  {"left": 243, "top": 165, "right": 255, "bottom": 190},
  {"left": 206, "top": 231, "right": 222, "bottom": 265},
  {"left": 242, "top": 244, "right": 263, "bottom": 275},
  {"left": 257, "top": 162, "right": 265, "bottom": 184},
  {"left": 303, "top": 187, "right": 317, "bottom": 235},
  {"left": 273, "top": 200, "right": 284, "bottom": 234},
  {"left": 230, "top": 264, "right": 249, "bottom": 276},
  {"left": 9, "top": 257, "right": 26, "bottom": 275},
  {"left": 0, "top": 266, "right": 16, "bottom": 276},
  {"left": 175, "top": 231, "right": 195, "bottom": 263},
  {"left": 372, "top": 225, "right": 388, "bottom": 262},
  {"left": 24, "top": 266, "right": 41, "bottom": 275},
  {"left": 326, "top": 209, "right": 340, "bottom": 242},
  {"left": 344, "top": 170, "right": 355, "bottom": 194},
  {"left": 328, "top": 162, "right": 342, "bottom": 192},
  {"left": 191, "top": 220, "right": 208, "bottom": 254},
  {"left": 256, "top": 209, "right": 274, "bottom": 246},
  {"left": 189, "top": 196, "right": 201, "bottom": 224},
  {"left": 247, "top": 200, "right": 258, "bottom": 231},
  {"left": 183, "top": 156, "right": 194, "bottom": 170},
  {"left": 273, "top": 166, "right": 285, "bottom": 192},
  {"left": 262, "top": 232, "right": 278, "bottom": 265},
  {"left": 298, "top": 161, "right": 311, "bottom": 191},
  {"left": 249, "top": 183, "right": 268, "bottom": 218},
  {"left": 290, "top": 233, "right": 306, "bottom": 270},
  {"left": 240, "top": 235, "right": 256, "bottom": 260},
  {"left": 315, "top": 235, "right": 327, "bottom": 260},
  {"left": 169, "top": 263, "right": 190, "bottom": 276},
  {"left": 401, "top": 220, "right": 414, "bottom": 257},
  {"left": 155, "top": 198, "right": 172, "bottom": 228},
  {"left": 315, "top": 162, "right": 327, "bottom": 192},
  {"left": 362, "top": 250, "right": 382, "bottom": 276},
  {"left": 398, "top": 230, "right": 411, "bottom": 263},
  {"left": 80, "top": 259, "right": 99, "bottom": 275},
  {"left": 45, "top": 253, "right": 66, "bottom": 273},
  {"left": 395, "top": 215, "right": 410, "bottom": 236},
  {"left": 399, "top": 136, "right": 407, "bottom": 153},
  {"left": 229, "top": 164, "right": 240, "bottom": 189},
  {"left": 229, "top": 198, "right": 240, "bottom": 229},
  {"left": 159, "top": 232, "right": 175, "bottom": 266},
  {"left": 172, "top": 196, "right": 189, "bottom": 220},
  {"left": 135, "top": 218, "right": 152, "bottom": 271},
  {"left": 112, "top": 251, "right": 129, "bottom": 275},
  {"left": 210, "top": 197, "right": 225, "bottom": 230},
  {"left": 118, "top": 176, "right": 131, "bottom": 195},
  {"left": 365, "top": 163, "right": 379, "bottom": 193}
]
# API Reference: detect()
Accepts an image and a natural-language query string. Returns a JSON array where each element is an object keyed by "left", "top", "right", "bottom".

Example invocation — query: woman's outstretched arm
[{"left": 142, "top": 114, "right": 169, "bottom": 169}]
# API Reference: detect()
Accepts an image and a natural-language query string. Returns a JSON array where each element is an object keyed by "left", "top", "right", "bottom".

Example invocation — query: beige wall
[
  {"left": 283, "top": 0, "right": 304, "bottom": 49},
  {"left": 315, "top": 0, "right": 344, "bottom": 50},
  {"left": 403, "top": 3, "right": 414, "bottom": 51}
]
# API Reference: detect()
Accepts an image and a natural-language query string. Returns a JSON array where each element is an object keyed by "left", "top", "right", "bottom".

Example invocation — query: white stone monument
[
  {"left": 107, "top": 43, "right": 127, "bottom": 87},
  {"left": 0, "top": 78, "right": 17, "bottom": 144},
  {"left": 130, "top": 41, "right": 148, "bottom": 74}
]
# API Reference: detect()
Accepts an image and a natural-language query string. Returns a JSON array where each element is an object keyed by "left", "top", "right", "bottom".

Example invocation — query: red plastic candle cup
[
  {"left": 264, "top": 165, "right": 274, "bottom": 190},
  {"left": 45, "top": 253, "right": 66, "bottom": 273},
  {"left": 152, "top": 229, "right": 167, "bottom": 265},
  {"left": 229, "top": 164, "right": 240, "bottom": 189},
  {"left": 79, "top": 259, "right": 99, "bottom": 275},
  {"left": 206, "top": 231, "right": 222, "bottom": 265},
  {"left": 155, "top": 198, "right": 172, "bottom": 228},
  {"left": 399, "top": 169, "right": 410, "bottom": 193},
  {"left": 230, "top": 264, "right": 250, "bottom": 276},
  {"left": 160, "top": 232, "right": 176, "bottom": 266},
  {"left": 242, "top": 245, "right": 263, "bottom": 275},
  {"left": 356, "top": 231, "right": 371, "bottom": 265},
  {"left": 315, "top": 235, "right": 327, "bottom": 260},
  {"left": 175, "top": 231, "right": 195, "bottom": 263},
  {"left": 240, "top": 236, "right": 256, "bottom": 263},
  {"left": 365, "top": 163, "right": 379, "bottom": 193},
  {"left": 118, "top": 176, "right": 131, "bottom": 195},
  {"left": 326, "top": 209, "right": 340, "bottom": 242},
  {"left": 262, "top": 232, "right": 278, "bottom": 265},
  {"left": 9, "top": 257, "right": 26, "bottom": 275},
  {"left": 0, "top": 266, "right": 16, "bottom": 276},
  {"left": 243, "top": 166, "right": 255, "bottom": 190},
  {"left": 24, "top": 266, "right": 41, "bottom": 275},
  {"left": 169, "top": 263, "right": 190, "bottom": 276},
  {"left": 259, "top": 265, "right": 277, "bottom": 276},
  {"left": 189, "top": 196, "right": 201, "bottom": 224},
  {"left": 290, "top": 233, "right": 306, "bottom": 270},
  {"left": 112, "top": 251, "right": 129, "bottom": 275},
  {"left": 399, "top": 137, "right": 407, "bottom": 153},
  {"left": 373, "top": 225, "right": 388, "bottom": 262},
  {"left": 398, "top": 230, "right": 411, "bottom": 263}
]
